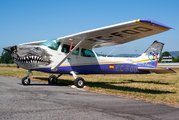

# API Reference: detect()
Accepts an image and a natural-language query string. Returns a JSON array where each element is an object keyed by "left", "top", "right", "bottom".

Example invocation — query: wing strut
[{"left": 51, "top": 35, "right": 86, "bottom": 71}]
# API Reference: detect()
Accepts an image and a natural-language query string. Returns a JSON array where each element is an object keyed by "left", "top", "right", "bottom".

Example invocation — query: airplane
[{"left": 3, "top": 18, "right": 176, "bottom": 88}]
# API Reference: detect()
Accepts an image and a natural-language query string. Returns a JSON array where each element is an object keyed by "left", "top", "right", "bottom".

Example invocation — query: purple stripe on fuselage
[
  {"left": 32, "top": 63, "right": 150, "bottom": 74},
  {"left": 137, "top": 61, "right": 157, "bottom": 68}
]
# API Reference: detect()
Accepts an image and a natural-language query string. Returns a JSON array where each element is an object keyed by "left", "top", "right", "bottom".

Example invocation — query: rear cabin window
[
  {"left": 61, "top": 44, "right": 79, "bottom": 55},
  {"left": 81, "top": 48, "right": 95, "bottom": 57}
]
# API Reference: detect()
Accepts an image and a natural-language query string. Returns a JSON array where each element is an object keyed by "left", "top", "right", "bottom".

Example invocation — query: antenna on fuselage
[{"left": 135, "top": 50, "right": 138, "bottom": 57}]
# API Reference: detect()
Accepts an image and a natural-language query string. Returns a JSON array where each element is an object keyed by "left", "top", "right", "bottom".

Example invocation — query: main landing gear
[
  {"left": 47, "top": 71, "right": 85, "bottom": 88},
  {"left": 74, "top": 77, "right": 85, "bottom": 88},
  {"left": 70, "top": 71, "right": 85, "bottom": 88},
  {"left": 22, "top": 70, "right": 32, "bottom": 85},
  {"left": 48, "top": 74, "right": 62, "bottom": 84}
]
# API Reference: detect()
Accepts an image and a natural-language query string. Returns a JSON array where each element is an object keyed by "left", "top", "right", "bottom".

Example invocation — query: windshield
[
  {"left": 40, "top": 39, "right": 61, "bottom": 50},
  {"left": 94, "top": 51, "right": 101, "bottom": 57}
]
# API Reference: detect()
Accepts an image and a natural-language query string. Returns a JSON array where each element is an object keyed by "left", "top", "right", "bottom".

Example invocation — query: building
[{"left": 161, "top": 56, "right": 172, "bottom": 63}]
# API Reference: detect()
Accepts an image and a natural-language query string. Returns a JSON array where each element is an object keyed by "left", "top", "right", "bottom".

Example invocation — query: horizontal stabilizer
[{"left": 138, "top": 67, "right": 176, "bottom": 74}]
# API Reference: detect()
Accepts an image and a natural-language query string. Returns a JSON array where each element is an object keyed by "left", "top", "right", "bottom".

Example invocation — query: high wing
[
  {"left": 21, "top": 19, "right": 171, "bottom": 49},
  {"left": 19, "top": 40, "right": 46, "bottom": 45},
  {"left": 138, "top": 67, "right": 176, "bottom": 74},
  {"left": 56, "top": 18, "right": 171, "bottom": 49}
]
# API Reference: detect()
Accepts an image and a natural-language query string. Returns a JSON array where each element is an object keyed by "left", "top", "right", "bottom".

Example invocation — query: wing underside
[{"left": 57, "top": 19, "right": 171, "bottom": 49}]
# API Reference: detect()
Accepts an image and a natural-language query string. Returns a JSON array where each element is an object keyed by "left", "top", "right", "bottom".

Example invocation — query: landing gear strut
[
  {"left": 70, "top": 71, "right": 85, "bottom": 88},
  {"left": 22, "top": 71, "right": 32, "bottom": 85},
  {"left": 48, "top": 74, "right": 63, "bottom": 84}
]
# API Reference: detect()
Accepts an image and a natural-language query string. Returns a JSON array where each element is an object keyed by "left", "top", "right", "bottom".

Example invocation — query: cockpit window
[
  {"left": 61, "top": 44, "right": 79, "bottom": 55},
  {"left": 81, "top": 48, "right": 95, "bottom": 57},
  {"left": 94, "top": 51, "right": 100, "bottom": 57},
  {"left": 40, "top": 39, "right": 61, "bottom": 51}
]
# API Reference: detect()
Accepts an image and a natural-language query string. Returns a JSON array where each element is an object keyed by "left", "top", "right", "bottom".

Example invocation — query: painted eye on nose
[
  {"left": 35, "top": 47, "right": 40, "bottom": 50},
  {"left": 11, "top": 46, "right": 17, "bottom": 52}
]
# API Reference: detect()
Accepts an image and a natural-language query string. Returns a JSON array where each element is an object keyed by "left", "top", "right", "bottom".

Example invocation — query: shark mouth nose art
[{"left": 12, "top": 55, "right": 50, "bottom": 64}]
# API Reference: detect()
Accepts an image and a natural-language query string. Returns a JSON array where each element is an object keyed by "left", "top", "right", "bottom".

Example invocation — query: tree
[
  {"left": 176, "top": 56, "right": 179, "bottom": 62},
  {"left": 0, "top": 50, "right": 14, "bottom": 64}
]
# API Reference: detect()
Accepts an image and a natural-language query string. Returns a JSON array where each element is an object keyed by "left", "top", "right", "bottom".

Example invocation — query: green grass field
[{"left": 1, "top": 66, "right": 179, "bottom": 106}]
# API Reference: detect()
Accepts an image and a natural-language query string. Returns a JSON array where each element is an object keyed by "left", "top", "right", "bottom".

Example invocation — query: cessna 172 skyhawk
[{"left": 4, "top": 19, "right": 176, "bottom": 88}]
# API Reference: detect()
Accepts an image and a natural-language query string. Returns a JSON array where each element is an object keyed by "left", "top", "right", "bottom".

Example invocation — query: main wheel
[
  {"left": 22, "top": 77, "right": 31, "bottom": 85},
  {"left": 74, "top": 77, "right": 85, "bottom": 88},
  {"left": 48, "top": 75, "right": 57, "bottom": 84}
]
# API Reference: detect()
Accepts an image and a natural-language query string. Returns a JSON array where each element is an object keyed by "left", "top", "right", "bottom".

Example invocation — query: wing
[
  {"left": 19, "top": 40, "right": 46, "bottom": 45},
  {"left": 57, "top": 18, "right": 171, "bottom": 49},
  {"left": 20, "top": 19, "right": 171, "bottom": 48},
  {"left": 138, "top": 67, "right": 176, "bottom": 74}
]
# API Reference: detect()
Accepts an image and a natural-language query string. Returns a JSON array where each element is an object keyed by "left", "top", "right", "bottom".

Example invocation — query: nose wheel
[
  {"left": 22, "top": 77, "right": 31, "bottom": 85},
  {"left": 22, "top": 71, "right": 32, "bottom": 85}
]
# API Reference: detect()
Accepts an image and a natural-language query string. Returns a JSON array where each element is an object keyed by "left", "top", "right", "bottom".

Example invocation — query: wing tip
[{"left": 136, "top": 18, "right": 172, "bottom": 31}]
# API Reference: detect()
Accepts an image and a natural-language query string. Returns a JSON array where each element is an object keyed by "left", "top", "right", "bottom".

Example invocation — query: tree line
[{"left": 0, "top": 50, "right": 14, "bottom": 64}]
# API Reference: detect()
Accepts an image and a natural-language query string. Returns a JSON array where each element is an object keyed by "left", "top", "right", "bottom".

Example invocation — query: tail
[{"left": 137, "top": 40, "right": 164, "bottom": 68}]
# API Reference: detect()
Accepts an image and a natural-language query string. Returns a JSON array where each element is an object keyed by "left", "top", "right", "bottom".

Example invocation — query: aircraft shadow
[
  {"left": 33, "top": 77, "right": 175, "bottom": 94},
  {"left": 33, "top": 77, "right": 74, "bottom": 86},
  {"left": 86, "top": 81, "right": 175, "bottom": 94},
  {"left": 110, "top": 80, "right": 174, "bottom": 85},
  {"left": 17, "top": 83, "right": 59, "bottom": 86}
]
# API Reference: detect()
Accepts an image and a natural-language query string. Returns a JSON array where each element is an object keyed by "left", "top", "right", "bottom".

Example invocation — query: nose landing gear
[{"left": 22, "top": 71, "right": 32, "bottom": 85}]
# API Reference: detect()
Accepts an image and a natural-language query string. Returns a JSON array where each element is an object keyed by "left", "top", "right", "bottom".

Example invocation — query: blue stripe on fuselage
[{"left": 32, "top": 63, "right": 150, "bottom": 74}]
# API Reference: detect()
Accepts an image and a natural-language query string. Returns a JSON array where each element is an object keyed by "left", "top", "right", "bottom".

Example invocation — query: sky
[{"left": 0, "top": 0, "right": 179, "bottom": 55}]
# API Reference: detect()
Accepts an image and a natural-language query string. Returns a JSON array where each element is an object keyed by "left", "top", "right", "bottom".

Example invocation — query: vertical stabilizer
[
  {"left": 138, "top": 41, "right": 164, "bottom": 68},
  {"left": 143, "top": 40, "right": 164, "bottom": 57}
]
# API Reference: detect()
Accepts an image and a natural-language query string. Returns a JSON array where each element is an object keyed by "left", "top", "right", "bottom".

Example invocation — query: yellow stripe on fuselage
[
  {"left": 59, "top": 60, "right": 126, "bottom": 67},
  {"left": 46, "top": 58, "right": 153, "bottom": 68}
]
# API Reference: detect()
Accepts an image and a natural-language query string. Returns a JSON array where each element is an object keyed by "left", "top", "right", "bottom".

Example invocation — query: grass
[{"left": 0, "top": 66, "right": 179, "bottom": 106}]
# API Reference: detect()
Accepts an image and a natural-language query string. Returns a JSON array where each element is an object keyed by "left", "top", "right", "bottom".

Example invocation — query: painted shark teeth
[{"left": 13, "top": 55, "right": 49, "bottom": 64}]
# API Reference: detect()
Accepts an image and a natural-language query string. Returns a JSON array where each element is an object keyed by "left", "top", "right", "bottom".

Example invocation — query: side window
[
  {"left": 61, "top": 44, "right": 70, "bottom": 53},
  {"left": 61, "top": 44, "right": 79, "bottom": 55},
  {"left": 72, "top": 48, "right": 79, "bottom": 55},
  {"left": 81, "top": 48, "right": 95, "bottom": 57}
]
